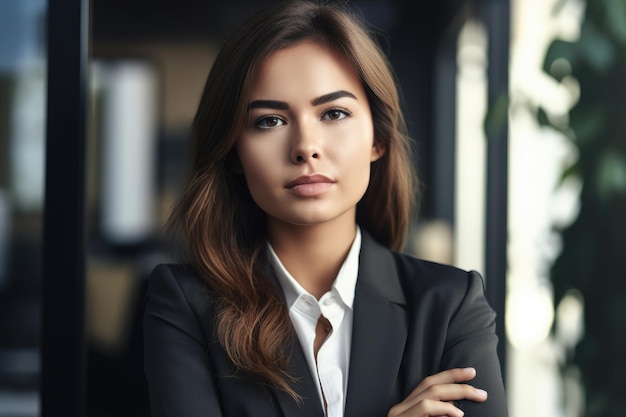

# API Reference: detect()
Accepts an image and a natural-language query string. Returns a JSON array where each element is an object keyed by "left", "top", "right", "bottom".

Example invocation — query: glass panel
[{"left": 0, "top": 1, "right": 47, "bottom": 416}]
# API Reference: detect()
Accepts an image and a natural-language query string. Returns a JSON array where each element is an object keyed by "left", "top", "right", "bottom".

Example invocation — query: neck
[{"left": 268, "top": 218, "right": 357, "bottom": 299}]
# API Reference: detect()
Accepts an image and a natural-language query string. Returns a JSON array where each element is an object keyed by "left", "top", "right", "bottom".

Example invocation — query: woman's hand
[{"left": 387, "top": 368, "right": 488, "bottom": 417}]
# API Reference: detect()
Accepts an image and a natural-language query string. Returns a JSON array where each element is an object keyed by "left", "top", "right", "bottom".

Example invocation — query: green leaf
[
  {"left": 596, "top": 150, "right": 626, "bottom": 199},
  {"left": 570, "top": 109, "right": 606, "bottom": 146},
  {"left": 537, "top": 107, "right": 551, "bottom": 127},
  {"left": 558, "top": 161, "right": 581, "bottom": 186},
  {"left": 578, "top": 20, "right": 616, "bottom": 73},
  {"left": 484, "top": 92, "right": 509, "bottom": 138},
  {"left": 544, "top": 40, "right": 577, "bottom": 79},
  {"left": 605, "top": 0, "right": 626, "bottom": 46}
]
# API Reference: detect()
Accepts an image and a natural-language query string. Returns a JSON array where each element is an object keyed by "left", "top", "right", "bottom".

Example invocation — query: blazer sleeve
[
  {"left": 441, "top": 270, "right": 508, "bottom": 417},
  {"left": 143, "top": 264, "right": 224, "bottom": 417}
]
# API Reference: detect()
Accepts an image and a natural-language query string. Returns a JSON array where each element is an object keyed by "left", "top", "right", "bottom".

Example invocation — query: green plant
[{"left": 541, "top": 0, "right": 626, "bottom": 415}]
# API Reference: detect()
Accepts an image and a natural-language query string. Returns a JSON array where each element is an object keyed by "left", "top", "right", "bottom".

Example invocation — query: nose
[
  {"left": 294, "top": 151, "right": 319, "bottom": 163},
  {"left": 290, "top": 121, "right": 322, "bottom": 164}
]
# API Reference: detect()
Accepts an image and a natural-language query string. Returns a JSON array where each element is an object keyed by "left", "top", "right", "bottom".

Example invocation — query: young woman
[{"left": 143, "top": 1, "right": 508, "bottom": 416}]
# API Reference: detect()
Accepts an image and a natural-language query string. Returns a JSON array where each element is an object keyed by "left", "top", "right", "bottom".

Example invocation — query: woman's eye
[
  {"left": 322, "top": 108, "right": 351, "bottom": 121},
  {"left": 255, "top": 116, "right": 285, "bottom": 129}
]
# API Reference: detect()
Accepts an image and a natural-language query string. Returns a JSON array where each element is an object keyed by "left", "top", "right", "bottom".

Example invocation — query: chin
[
  {"left": 283, "top": 215, "right": 338, "bottom": 227},
  {"left": 270, "top": 207, "right": 357, "bottom": 228}
]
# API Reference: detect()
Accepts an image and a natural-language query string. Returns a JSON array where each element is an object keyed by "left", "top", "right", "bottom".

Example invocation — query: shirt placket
[{"left": 317, "top": 291, "right": 346, "bottom": 417}]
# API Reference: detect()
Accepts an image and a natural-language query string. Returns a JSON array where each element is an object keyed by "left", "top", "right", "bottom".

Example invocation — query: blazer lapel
[
  {"left": 344, "top": 232, "right": 408, "bottom": 417},
  {"left": 271, "top": 339, "right": 325, "bottom": 417},
  {"left": 264, "top": 262, "right": 325, "bottom": 417}
]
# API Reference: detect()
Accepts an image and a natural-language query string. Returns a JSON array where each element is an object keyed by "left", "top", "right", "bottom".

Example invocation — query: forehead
[{"left": 248, "top": 41, "right": 364, "bottom": 101}]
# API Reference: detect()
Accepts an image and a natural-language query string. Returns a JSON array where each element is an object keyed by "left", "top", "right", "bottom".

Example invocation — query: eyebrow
[
  {"left": 311, "top": 90, "right": 357, "bottom": 106},
  {"left": 248, "top": 90, "right": 357, "bottom": 111},
  {"left": 248, "top": 100, "right": 289, "bottom": 110}
]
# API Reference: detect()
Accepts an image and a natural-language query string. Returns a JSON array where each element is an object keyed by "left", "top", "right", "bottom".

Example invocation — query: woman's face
[{"left": 236, "top": 41, "right": 381, "bottom": 231}]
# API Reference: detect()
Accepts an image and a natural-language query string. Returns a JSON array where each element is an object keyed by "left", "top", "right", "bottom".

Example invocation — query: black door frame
[{"left": 42, "top": 0, "right": 89, "bottom": 415}]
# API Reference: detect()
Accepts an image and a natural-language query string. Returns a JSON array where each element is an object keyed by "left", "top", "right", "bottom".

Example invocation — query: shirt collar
[{"left": 267, "top": 227, "right": 362, "bottom": 310}]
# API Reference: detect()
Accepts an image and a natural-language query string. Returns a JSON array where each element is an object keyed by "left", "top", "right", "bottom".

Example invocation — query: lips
[
  {"left": 285, "top": 174, "right": 334, "bottom": 188},
  {"left": 285, "top": 174, "right": 335, "bottom": 197}
]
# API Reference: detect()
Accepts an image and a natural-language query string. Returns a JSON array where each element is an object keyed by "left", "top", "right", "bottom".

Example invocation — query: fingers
[
  {"left": 387, "top": 368, "right": 489, "bottom": 417},
  {"left": 389, "top": 398, "right": 465, "bottom": 417},
  {"left": 407, "top": 368, "right": 478, "bottom": 401},
  {"left": 393, "top": 382, "right": 487, "bottom": 415}
]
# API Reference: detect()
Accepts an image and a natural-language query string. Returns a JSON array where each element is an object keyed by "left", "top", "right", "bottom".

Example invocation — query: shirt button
[{"left": 323, "top": 296, "right": 335, "bottom": 306}]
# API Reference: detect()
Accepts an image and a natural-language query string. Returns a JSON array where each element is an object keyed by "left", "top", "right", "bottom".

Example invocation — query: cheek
[
  {"left": 338, "top": 122, "right": 375, "bottom": 163},
  {"left": 236, "top": 140, "right": 280, "bottom": 197},
  {"left": 353, "top": 159, "right": 373, "bottom": 191},
  {"left": 332, "top": 133, "right": 375, "bottom": 187},
  {"left": 237, "top": 139, "right": 268, "bottom": 177},
  {"left": 351, "top": 125, "right": 376, "bottom": 189}
]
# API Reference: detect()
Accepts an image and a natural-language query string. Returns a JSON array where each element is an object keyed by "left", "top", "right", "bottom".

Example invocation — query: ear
[{"left": 370, "top": 142, "right": 385, "bottom": 162}]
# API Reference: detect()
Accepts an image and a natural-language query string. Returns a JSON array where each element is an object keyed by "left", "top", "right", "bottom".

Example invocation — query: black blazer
[{"left": 144, "top": 232, "right": 508, "bottom": 416}]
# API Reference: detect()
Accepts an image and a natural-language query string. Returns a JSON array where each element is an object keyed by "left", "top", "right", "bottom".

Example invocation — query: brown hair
[{"left": 169, "top": 0, "right": 418, "bottom": 398}]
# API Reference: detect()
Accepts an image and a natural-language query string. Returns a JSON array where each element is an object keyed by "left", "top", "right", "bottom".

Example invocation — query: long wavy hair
[{"left": 168, "top": 0, "right": 418, "bottom": 399}]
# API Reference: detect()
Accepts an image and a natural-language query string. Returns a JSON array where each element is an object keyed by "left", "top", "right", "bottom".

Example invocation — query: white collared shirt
[{"left": 268, "top": 228, "right": 361, "bottom": 417}]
